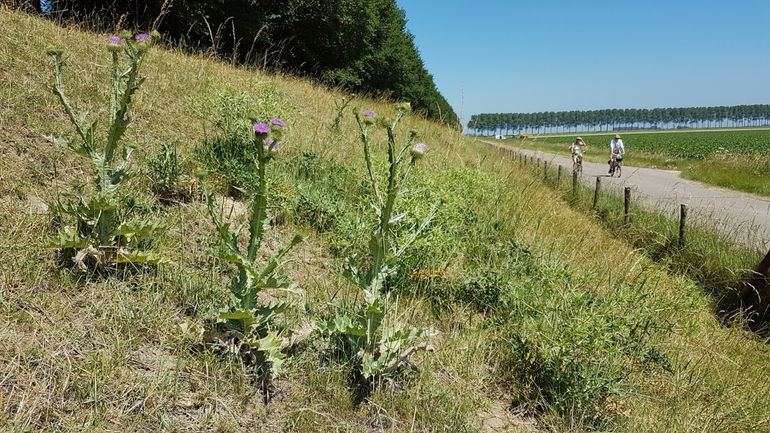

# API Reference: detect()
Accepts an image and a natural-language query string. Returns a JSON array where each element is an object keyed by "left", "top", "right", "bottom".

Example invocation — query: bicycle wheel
[{"left": 615, "top": 162, "right": 622, "bottom": 177}]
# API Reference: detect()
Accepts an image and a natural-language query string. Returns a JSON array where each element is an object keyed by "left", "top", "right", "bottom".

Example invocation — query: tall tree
[{"left": 44, "top": 0, "right": 459, "bottom": 126}]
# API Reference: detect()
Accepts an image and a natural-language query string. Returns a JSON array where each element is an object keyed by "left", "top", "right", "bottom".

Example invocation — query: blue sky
[{"left": 395, "top": 0, "right": 770, "bottom": 125}]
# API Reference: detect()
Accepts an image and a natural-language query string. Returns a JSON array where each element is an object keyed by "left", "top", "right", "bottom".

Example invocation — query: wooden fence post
[
  {"left": 678, "top": 204, "right": 688, "bottom": 248},
  {"left": 592, "top": 177, "right": 601, "bottom": 209},
  {"left": 543, "top": 161, "right": 549, "bottom": 181},
  {"left": 572, "top": 169, "right": 578, "bottom": 193},
  {"left": 624, "top": 187, "right": 631, "bottom": 225},
  {"left": 557, "top": 165, "right": 562, "bottom": 185}
]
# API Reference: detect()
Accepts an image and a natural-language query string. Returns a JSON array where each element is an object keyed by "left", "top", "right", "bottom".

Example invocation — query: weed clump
[{"left": 145, "top": 142, "right": 198, "bottom": 204}]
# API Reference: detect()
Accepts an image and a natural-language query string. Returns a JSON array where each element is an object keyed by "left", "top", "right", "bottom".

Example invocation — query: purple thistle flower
[
  {"left": 107, "top": 35, "right": 124, "bottom": 52},
  {"left": 253, "top": 122, "right": 270, "bottom": 135},
  {"left": 264, "top": 138, "right": 280, "bottom": 152},
  {"left": 362, "top": 109, "right": 376, "bottom": 125},
  {"left": 270, "top": 118, "right": 286, "bottom": 128},
  {"left": 410, "top": 142, "right": 428, "bottom": 159},
  {"left": 108, "top": 35, "right": 123, "bottom": 46},
  {"left": 135, "top": 33, "right": 152, "bottom": 43}
]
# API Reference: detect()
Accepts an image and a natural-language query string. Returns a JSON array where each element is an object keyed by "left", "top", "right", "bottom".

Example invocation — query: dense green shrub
[
  {"left": 194, "top": 86, "right": 291, "bottom": 194},
  {"left": 294, "top": 191, "right": 341, "bottom": 233},
  {"left": 493, "top": 255, "right": 671, "bottom": 425},
  {"left": 455, "top": 271, "right": 507, "bottom": 314}
]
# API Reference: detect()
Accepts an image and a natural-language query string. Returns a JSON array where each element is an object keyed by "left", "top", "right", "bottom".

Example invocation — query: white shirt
[
  {"left": 610, "top": 138, "right": 624, "bottom": 156},
  {"left": 569, "top": 143, "right": 584, "bottom": 154}
]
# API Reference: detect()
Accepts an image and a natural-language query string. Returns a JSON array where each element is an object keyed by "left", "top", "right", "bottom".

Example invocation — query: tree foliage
[
  {"left": 44, "top": 0, "right": 458, "bottom": 126},
  {"left": 469, "top": 104, "right": 770, "bottom": 135}
]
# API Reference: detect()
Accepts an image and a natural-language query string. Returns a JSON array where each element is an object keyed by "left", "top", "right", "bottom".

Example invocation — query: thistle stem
[
  {"left": 356, "top": 115, "right": 382, "bottom": 206},
  {"left": 247, "top": 139, "right": 268, "bottom": 261}
]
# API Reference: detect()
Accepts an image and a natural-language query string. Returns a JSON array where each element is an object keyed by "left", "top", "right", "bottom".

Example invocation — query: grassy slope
[
  {"left": 2, "top": 9, "right": 770, "bottom": 432},
  {"left": 498, "top": 133, "right": 770, "bottom": 197}
]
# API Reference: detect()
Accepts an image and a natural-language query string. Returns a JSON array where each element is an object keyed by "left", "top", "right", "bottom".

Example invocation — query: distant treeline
[
  {"left": 33, "top": 0, "right": 458, "bottom": 126},
  {"left": 468, "top": 104, "right": 770, "bottom": 135}
]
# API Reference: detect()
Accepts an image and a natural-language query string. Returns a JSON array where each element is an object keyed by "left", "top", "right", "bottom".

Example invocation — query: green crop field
[{"left": 529, "top": 129, "right": 770, "bottom": 159}]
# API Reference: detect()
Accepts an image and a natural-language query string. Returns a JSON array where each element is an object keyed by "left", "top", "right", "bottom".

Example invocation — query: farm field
[
  {"left": 499, "top": 129, "right": 770, "bottom": 196},
  {"left": 4, "top": 8, "right": 770, "bottom": 433}
]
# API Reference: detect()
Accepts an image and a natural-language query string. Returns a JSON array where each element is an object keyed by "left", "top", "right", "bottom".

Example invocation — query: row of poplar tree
[{"left": 468, "top": 104, "right": 770, "bottom": 135}]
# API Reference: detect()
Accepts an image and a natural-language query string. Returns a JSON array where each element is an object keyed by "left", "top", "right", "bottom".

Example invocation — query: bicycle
[
  {"left": 609, "top": 154, "right": 623, "bottom": 177},
  {"left": 572, "top": 152, "right": 583, "bottom": 176}
]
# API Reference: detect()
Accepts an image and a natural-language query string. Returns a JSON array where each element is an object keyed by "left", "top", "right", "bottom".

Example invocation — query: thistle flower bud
[
  {"left": 253, "top": 122, "right": 270, "bottom": 136},
  {"left": 135, "top": 33, "right": 152, "bottom": 43},
  {"left": 410, "top": 143, "right": 428, "bottom": 160},
  {"left": 397, "top": 102, "right": 412, "bottom": 114},
  {"left": 119, "top": 30, "right": 133, "bottom": 40},
  {"left": 264, "top": 138, "right": 280, "bottom": 152},
  {"left": 150, "top": 30, "right": 162, "bottom": 41},
  {"left": 107, "top": 35, "right": 124, "bottom": 52},
  {"left": 362, "top": 110, "right": 376, "bottom": 125},
  {"left": 380, "top": 116, "right": 394, "bottom": 129},
  {"left": 134, "top": 33, "right": 152, "bottom": 52}
]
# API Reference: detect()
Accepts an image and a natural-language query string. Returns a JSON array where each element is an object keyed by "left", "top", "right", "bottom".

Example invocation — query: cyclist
[
  {"left": 569, "top": 137, "right": 586, "bottom": 172},
  {"left": 609, "top": 134, "right": 624, "bottom": 175}
]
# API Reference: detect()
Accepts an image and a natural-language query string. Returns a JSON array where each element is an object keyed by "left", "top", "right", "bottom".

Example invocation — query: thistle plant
[
  {"left": 47, "top": 31, "right": 167, "bottom": 271},
  {"left": 330, "top": 96, "right": 352, "bottom": 132},
  {"left": 206, "top": 118, "right": 302, "bottom": 385},
  {"left": 319, "top": 103, "right": 438, "bottom": 385}
]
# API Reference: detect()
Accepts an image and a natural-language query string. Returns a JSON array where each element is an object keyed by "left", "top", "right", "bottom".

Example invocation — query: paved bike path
[{"left": 484, "top": 141, "right": 770, "bottom": 250}]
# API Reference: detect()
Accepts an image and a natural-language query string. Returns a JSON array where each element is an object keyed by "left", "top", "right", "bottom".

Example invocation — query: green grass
[
  {"left": 4, "top": 7, "right": 770, "bottom": 433},
  {"left": 498, "top": 130, "right": 770, "bottom": 196}
]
